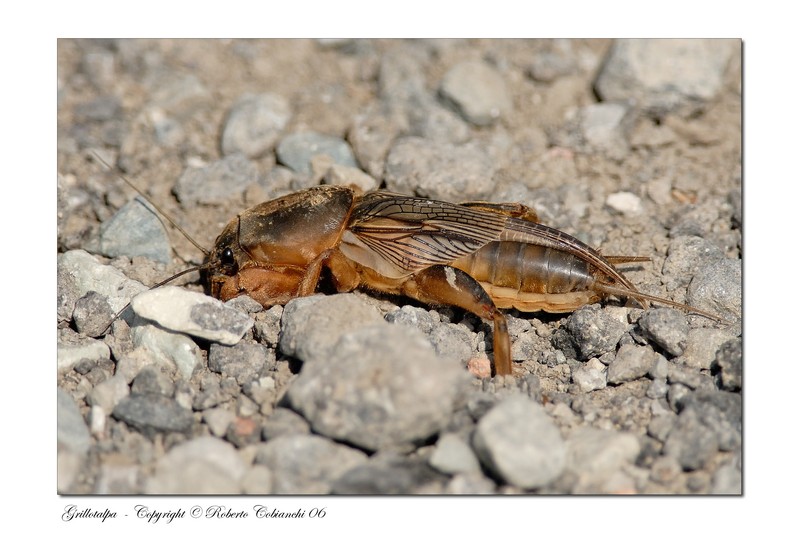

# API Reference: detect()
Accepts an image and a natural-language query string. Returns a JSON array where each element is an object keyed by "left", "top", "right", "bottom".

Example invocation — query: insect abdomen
[{"left": 451, "top": 241, "right": 599, "bottom": 312}]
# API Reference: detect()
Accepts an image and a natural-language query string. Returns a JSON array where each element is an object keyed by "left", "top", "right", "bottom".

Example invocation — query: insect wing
[{"left": 349, "top": 192, "right": 507, "bottom": 272}]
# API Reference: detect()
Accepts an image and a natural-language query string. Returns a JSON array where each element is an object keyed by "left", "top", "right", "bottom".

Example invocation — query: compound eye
[{"left": 221, "top": 247, "right": 235, "bottom": 267}]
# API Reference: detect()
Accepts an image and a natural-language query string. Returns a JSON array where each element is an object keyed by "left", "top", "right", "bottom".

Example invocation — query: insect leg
[{"left": 402, "top": 265, "right": 512, "bottom": 376}]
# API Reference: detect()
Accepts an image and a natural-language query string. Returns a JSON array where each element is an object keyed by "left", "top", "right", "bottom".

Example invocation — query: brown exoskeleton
[{"left": 202, "top": 185, "right": 721, "bottom": 376}]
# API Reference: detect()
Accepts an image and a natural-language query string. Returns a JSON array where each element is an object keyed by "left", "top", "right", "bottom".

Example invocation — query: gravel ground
[{"left": 57, "top": 39, "right": 742, "bottom": 495}]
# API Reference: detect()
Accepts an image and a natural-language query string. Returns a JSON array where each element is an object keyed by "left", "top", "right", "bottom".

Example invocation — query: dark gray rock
[
  {"left": 276, "top": 131, "right": 358, "bottom": 175},
  {"left": 287, "top": 323, "right": 469, "bottom": 452},
  {"left": 278, "top": 294, "right": 384, "bottom": 362},
  {"left": 332, "top": 455, "right": 447, "bottom": 494},
  {"left": 130, "top": 366, "right": 175, "bottom": 397},
  {"left": 221, "top": 92, "right": 292, "bottom": 158},
  {"left": 208, "top": 342, "right": 273, "bottom": 384},
  {"left": 95, "top": 197, "right": 172, "bottom": 263},
  {"left": 57, "top": 388, "right": 91, "bottom": 455},
  {"left": 607, "top": 344, "right": 658, "bottom": 384},
  {"left": 72, "top": 291, "right": 115, "bottom": 337},
  {"left": 131, "top": 286, "right": 253, "bottom": 345},
  {"left": 715, "top": 338, "right": 742, "bottom": 391},
  {"left": 677, "top": 390, "right": 741, "bottom": 452},
  {"left": 439, "top": 60, "right": 513, "bottom": 126},
  {"left": 254, "top": 434, "right": 368, "bottom": 494},
  {"left": 595, "top": 39, "right": 738, "bottom": 116},
  {"left": 663, "top": 407, "right": 719, "bottom": 471},
  {"left": 472, "top": 395, "right": 566, "bottom": 489},
  {"left": 173, "top": 153, "right": 259, "bottom": 206},
  {"left": 384, "top": 137, "right": 496, "bottom": 203},
  {"left": 112, "top": 393, "right": 194, "bottom": 436}
]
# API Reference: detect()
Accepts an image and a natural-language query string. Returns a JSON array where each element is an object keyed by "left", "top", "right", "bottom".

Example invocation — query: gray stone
[
  {"left": 173, "top": 153, "right": 259, "bottom": 207},
  {"left": 663, "top": 408, "right": 719, "bottom": 471},
  {"left": 278, "top": 294, "right": 384, "bottom": 362},
  {"left": 446, "top": 472, "right": 497, "bottom": 494},
  {"left": 429, "top": 433, "right": 481, "bottom": 474},
  {"left": 384, "top": 137, "right": 496, "bottom": 203},
  {"left": 242, "top": 465, "right": 274, "bottom": 494},
  {"left": 687, "top": 259, "right": 742, "bottom": 323},
  {"left": 112, "top": 393, "right": 194, "bottom": 436},
  {"left": 86, "top": 375, "right": 130, "bottom": 413},
  {"left": 95, "top": 197, "right": 172, "bottom": 263},
  {"left": 528, "top": 51, "right": 576, "bottom": 82},
  {"left": 647, "top": 413, "right": 676, "bottom": 442},
  {"left": 715, "top": 338, "right": 742, "bottom": 391},
  {"left": 221, "top": 92, "right": 291, "bottom": 158},
  {"left": 255, "top": 434, "right": 368, "bottom": 494},
  {"left": 595, "top": 39, "right": 738, "bottom": 116},
  {"left": 262, "top": 407, "right": 311, "bottom": 441},
  {"left": 202, "top": 407, "right": 236, "bottom": 437},
  {"left": 712, "top": 460, "right": 742, "bottom": 495},
  {"left": 130, "top": 366, "right": 175, "bottom": 396},
  {"left": 572, "top": 358, "right": 607, "bottom": 393},
  {"left": 208, "top": 342, "right": 273, "bottom": 384},
  {"left": 580, "top": 103, "right": 632, "bottom": 159},
  {"left": 385, "top": 305, "right": 437, "bottom": 334},
  {"left": 57, "top": 337, "right": 111, "bottom": 374},
  {"left": 639, "top": 308, "right": 688, "bottom": 358},
  {"left": 678, "top": 328, "right": 737, "bottom": 370},
  {"left": 57, "top": 388, "right": 91, "bottom": 455},
  {"left": 605, "top": 191, "right": 641, "bottom": 215},
  {"left": 72, "top": 291, "right": 115, "bottom": 338},
  {"left": 439, "top": 60, "right": 513, "bottom": 126},
  {"left": 348, "top": 105, "right": 403, "bottom": 177},
  {"left": 472, "top": 395, "right": 566, "bottom": 489},
  {"left": 331, "top": 455, "right": 447, "bottom": 494},
  {"left": 146, "top": 437, "right": 246, "bottom": 494},
  {"left": 132, "top": 286, "right": 253, "bottom": 345},
  {"left": 607, "top": 344, "right": 658, "bottom": 384},
  {"left": 561, "top": 305, "right": 629, "bottom": 360},
  {"left": 130, "top": 321, "right": 201, "bottom": 380},
  {"left": 662, "top": 236, "right": 725, "bottom": 288},
  {"left": 276, "top": 131, "right": 358, "bottom": 175},
  {"left": 677, "top": 390, "right": 741, "bottom": 452},
  {"left": 287, "top": 323, "right": 469, "bottom": 452},
  {"left": 564, "top": 427, "right": 641, "bottom": 493},
  {"left": 58, "top": 250, "right": 147, "bottom": 315}
]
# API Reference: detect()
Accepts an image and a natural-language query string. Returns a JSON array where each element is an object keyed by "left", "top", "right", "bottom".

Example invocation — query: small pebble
[
  {"left": 146, "top": 437, "right": 246, "bottom": 494},
  {"left": 112, "top": 393, "right": 194, "bottom": 437},
  {"left": 472, "top": 395, "right": 566, "bottom": 489},
  {"left": 255, "top": 434, "right": 368, "bottom": 494},
  {"left": 384, "top": 137, "right": 496, "bottom": 203},
  {"left": 173, "top": 154, "right": 259, "bottom": 207},
  {"left": 595, "top": 39, "right": 737, "bottom": 116},
  {"left": 429, "top": 433, "right": 481, "bottom": 475},
  {"left": 132, "top": 286, "right": 254, "bottom": 346},
  {"left": 276, "top": 131, "right": 358, "bottom": 175},
  {"left": 57, "top": 388, "right": 91, "bottom": 455},
  {"left": 607, "top": 344, "right": 658, "bottom": 384},
  {"left": 221, "top": 92, "right": 292, "bottom": 158},
  {"left": 639, "top": 309, "right": 688, "bottom": 358},
  {"left": 95, "top": 197, "right": 172, "bottom": 263},
  {"left": 439, "top": 60, "right": 513, "bottom": 126},
  {"left": 287, "top": 323, "right": 469, "bottom": 452}
]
